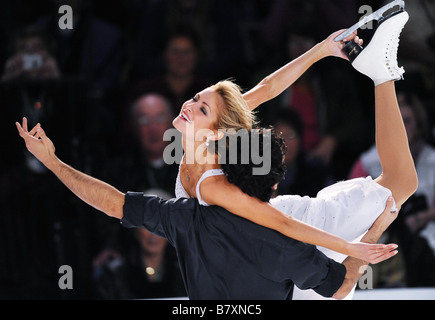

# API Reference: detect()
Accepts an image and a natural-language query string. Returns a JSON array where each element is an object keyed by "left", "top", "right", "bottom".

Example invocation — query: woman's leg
[
  {"left": 349, "top": 11, "right": 417, "bottom": 207},
  {"left": 373, "top": 81, "right": 417, "bottom": 207}
]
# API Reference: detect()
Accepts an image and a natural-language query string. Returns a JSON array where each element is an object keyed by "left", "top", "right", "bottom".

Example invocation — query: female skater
[
  {"left": 171, "top": 11, "right": 415, "bottom": 265},
  {"left": 16, "top": 14, "right": 411, "bottom": 265}
]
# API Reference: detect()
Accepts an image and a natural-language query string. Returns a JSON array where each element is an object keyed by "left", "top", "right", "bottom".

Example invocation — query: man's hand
[
  {"left": 333, "top": 196, "right": 399, "bottom": 299},
  {"left": 16, "top": 117, "right": 125, "bottom": 218},
  {"left": 346, "top": 196, "right": 400, "bottom": 264},
  {"left": 366, "top": 196, "right": 399, "bottom": 242},
  {"left": 16, "top": 117, "right": 57, "bottom": 170}
]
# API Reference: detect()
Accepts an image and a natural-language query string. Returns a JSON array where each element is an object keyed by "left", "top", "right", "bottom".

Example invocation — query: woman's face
[{"left": 173, "top": 87, "right": 222, "bottom": 140}]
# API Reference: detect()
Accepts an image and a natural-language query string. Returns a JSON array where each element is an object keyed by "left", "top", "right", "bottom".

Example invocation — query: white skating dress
[{"left": 271, "top": 176, "right": 393, "bottom": 299}]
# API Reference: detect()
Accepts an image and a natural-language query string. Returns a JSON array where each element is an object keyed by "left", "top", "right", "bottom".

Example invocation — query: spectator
[
  {"left": 385, "top": 0, "right": 435, "bottom": 145},
  {"left": 107, "top": 93, "right": 180, "bottom": 194},
  {"left": 130, "top": 0, "right": 243, "bottom": 82},
  {"left": 272, "top": 108, "right": 334, "bottom": 198},
  {"left": 93, "top": 93, "right": 180, "bottom": 275},
  {"left": 349, "top": 92, "right": 435, "bottom": 287},
  {"left": 2, "top": 26, "right": 60, "bottom": 81},
  {"left": 0, "top": 24, "right": 85, "bottom": 173},
  {"left": 36, "top": 0, "right": 124, "bottom": 92},
  {"left": 383, "top": 0, "right": 435, "bottom": 98},
  {"left": 129, "top": 27, "right": 213, "bottom": 114},
  {"left": 260, "top": 0, "right": 358, "bottom": 61},
  {"left": 0, "top": 24, "right": 94, "bottom": 298}
]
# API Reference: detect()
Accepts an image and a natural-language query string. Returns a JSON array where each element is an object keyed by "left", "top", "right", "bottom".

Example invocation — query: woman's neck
[
  {"left": 182, "top": 138, "right": 220, "bottom": 168},
  {"left": 180, "top": 139, "right": 220, "bottom": 197}
]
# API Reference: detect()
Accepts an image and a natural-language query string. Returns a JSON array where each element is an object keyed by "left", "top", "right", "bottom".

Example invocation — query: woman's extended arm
[
  {"left": 243, "top": 29, "right": 361, "bottom": 110},
  {"left": 200, "top": 176, "right": 394, "bottom": 264}
]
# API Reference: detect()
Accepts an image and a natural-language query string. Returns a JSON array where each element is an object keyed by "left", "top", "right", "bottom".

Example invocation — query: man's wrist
[{"left": 45, "top": 155, "right": 61, "bottom": 173}]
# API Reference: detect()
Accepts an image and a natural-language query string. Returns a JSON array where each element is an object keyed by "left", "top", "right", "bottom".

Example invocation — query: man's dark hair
[{"left": 219, "top": 127, "right": 287, "bottom": 202}]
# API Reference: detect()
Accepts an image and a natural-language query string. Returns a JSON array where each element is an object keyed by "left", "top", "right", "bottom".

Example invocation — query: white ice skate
[
  {"left": 334, "top": 0, "right": 406, "bottom": 43},
  {"left": 335, "top": 0, "right": 409, "bottom": 86}
]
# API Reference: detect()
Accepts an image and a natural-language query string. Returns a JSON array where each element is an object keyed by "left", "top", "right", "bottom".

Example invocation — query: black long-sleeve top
[{"left": 121, "top": 192, "right": 346, "bottom": 300}]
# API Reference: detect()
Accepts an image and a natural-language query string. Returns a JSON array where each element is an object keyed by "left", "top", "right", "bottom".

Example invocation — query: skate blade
[{"left": 334, "top": 0, "right": 405, "bottom": 42}]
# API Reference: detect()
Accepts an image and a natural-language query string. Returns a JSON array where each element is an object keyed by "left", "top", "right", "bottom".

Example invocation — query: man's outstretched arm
[{"left": 16, "top": 118, "right": 125, "bottom": 218}]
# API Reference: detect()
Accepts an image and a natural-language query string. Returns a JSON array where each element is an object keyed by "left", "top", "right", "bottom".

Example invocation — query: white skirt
[{"left": 270, "top": 176, "right": 393, "bottom": 300}]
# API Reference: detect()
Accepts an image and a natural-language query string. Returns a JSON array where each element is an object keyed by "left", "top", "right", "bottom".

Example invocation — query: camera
[{"left": 22, "top": 54, "right": 43, "bottom": 70}]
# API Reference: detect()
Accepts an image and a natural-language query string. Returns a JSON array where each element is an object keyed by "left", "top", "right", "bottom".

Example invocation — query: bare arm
[
  {"left": 243, "top": 29, "right": 361, "bottom": 110},
  {"left": 242, "top": 41, "right": 326, "bottom": 110},
  {"left": 200, "top": 176, "right": 395, "bottom": 264},
  {"left": 49, "top": 159, "right": 125, "bottom": 218},
  {"left": 16, "top": 118, "right": 125, "bottom": 218}
]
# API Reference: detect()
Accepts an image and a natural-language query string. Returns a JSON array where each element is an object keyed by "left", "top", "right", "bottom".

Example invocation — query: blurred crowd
[{"left": 1, "top": 0, "right": 435, "bottom": 299}]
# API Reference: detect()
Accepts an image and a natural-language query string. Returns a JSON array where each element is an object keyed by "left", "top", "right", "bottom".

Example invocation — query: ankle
[{"left": 374, "top": 80, "right": 395, "bottom": 88}]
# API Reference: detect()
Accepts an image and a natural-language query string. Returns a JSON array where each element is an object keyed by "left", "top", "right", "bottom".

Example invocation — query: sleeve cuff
[
  {"left": 120, "top": 191, "right": 145, "bottom": 228},
  {"left": 313, "top": 259, "right": 346, "bottom": 297}
]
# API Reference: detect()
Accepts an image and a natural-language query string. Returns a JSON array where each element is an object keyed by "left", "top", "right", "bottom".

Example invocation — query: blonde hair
[{"left": 210, "top": 79, "right": 258, "bottom": 131}]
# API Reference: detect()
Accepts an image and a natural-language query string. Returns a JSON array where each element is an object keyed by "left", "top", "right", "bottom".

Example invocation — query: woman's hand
[
  {"left": 320, "top": 29, "right": 364, "bottom": 61},
  {"left": 347, "top": 242, "right": 398, "bottom": 264}
]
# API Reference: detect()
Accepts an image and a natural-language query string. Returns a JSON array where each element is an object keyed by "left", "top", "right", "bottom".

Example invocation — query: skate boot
[
  {"left": 335, "top": 0, "right": 409, "bottom": 86},
  {"left": 352, "top": 11, "right": 408, "bottom": 86}
]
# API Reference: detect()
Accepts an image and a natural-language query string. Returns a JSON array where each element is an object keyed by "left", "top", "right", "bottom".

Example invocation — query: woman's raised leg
[
  {"left": 349, "top": 10, "right": 418, "bottom": 206},
  {"left": 373, "top": 81, "right": 417, "bottom": 207}
]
